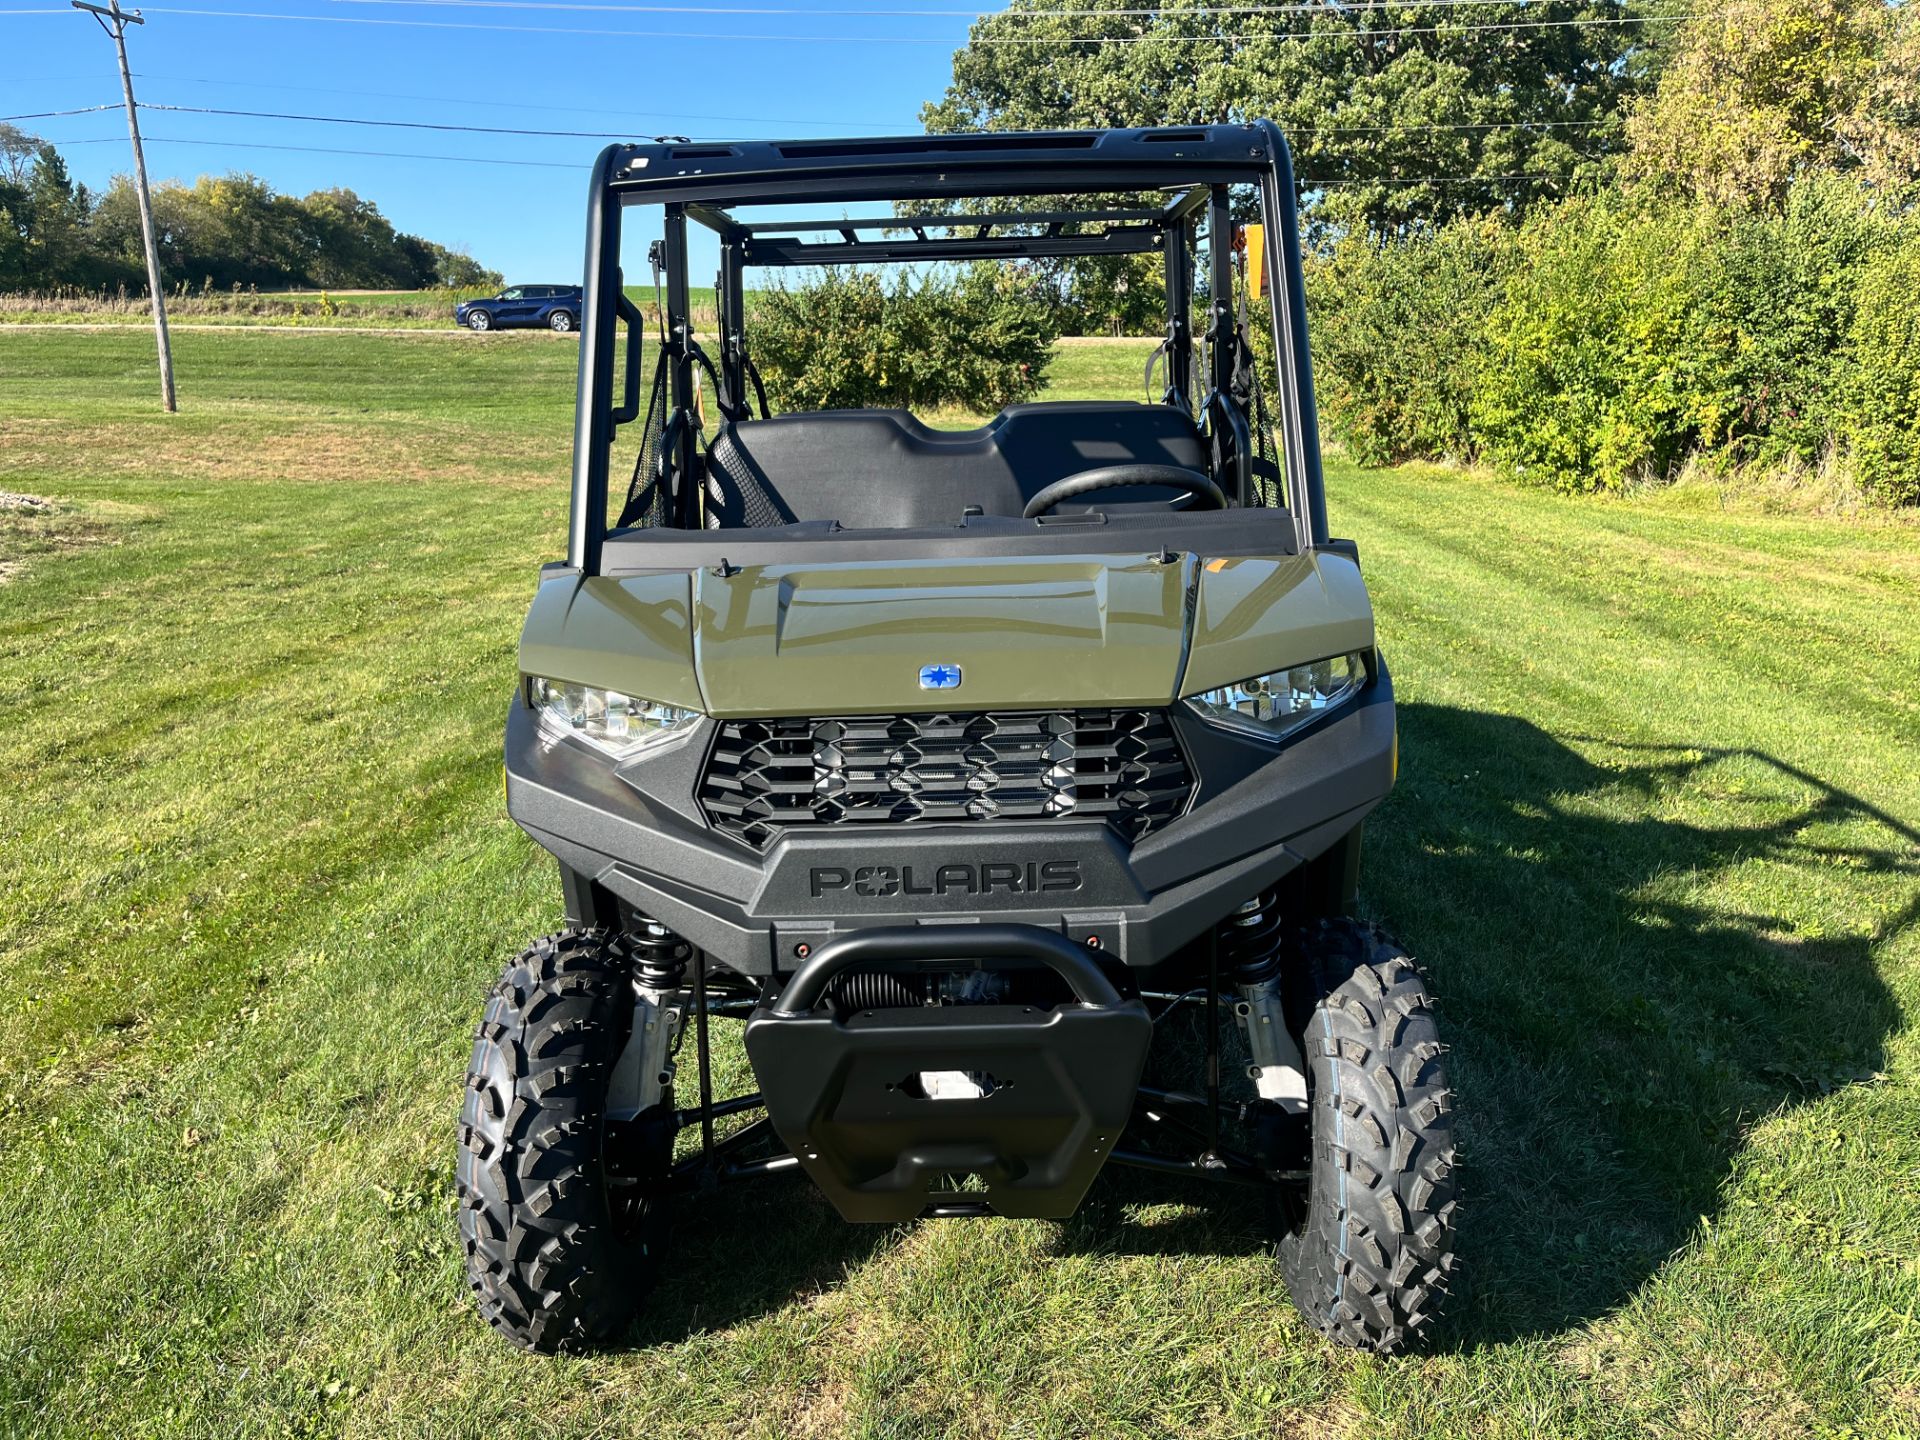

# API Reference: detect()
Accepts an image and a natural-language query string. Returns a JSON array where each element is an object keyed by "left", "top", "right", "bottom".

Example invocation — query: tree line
[
  {"left": 930, "top": 0, "right": 1920, "bottom": 504},
  {"left": 0, "top": 125, "right": 501, "bottom": 294}
]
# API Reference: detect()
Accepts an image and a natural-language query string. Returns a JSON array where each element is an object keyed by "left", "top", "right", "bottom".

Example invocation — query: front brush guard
[{"left": 742, "top": 925, "right": 1151, "bottom": 1221}]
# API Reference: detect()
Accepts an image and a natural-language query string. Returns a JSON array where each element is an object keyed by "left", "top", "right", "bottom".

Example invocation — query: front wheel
[
  {"left": 456, "top": 929, "right": 671, "bottom": 1352},
  {"left": 466, "top": 309, "right": 491, "bottom": 331},
  {"left": 548, "top": 308, "right": 574, "bottom": 333},
  {"left": 1279, "top": 917, "right": 1458, "bottom": 1353}
]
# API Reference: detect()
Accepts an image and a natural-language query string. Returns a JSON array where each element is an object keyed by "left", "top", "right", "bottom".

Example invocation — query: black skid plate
[
  {"left": 740, "top": 924, "right": 1151, "bottom": 1221},
  {"left": 744, "top": 1000, "right": 1150, "bottom": 1221}
]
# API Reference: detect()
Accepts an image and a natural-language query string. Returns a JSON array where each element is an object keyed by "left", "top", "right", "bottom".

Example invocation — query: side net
[{"left": 616, "top": 348, "right": 673, "bottom": 529}]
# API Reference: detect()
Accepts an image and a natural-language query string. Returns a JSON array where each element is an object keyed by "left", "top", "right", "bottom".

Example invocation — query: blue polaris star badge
[{"left": 918, "top": 663, "right": 962, "bottom": 690}]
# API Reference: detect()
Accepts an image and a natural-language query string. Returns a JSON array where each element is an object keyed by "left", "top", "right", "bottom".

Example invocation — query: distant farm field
[
  {"left": 0, "top": 286, "right": 734, "bottom": 331},
  {"left": 1, "top": 326, "right": 1917, "bottom": 1438}
]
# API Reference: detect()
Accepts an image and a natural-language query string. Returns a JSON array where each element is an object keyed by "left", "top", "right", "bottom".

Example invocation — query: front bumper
[
  {"left": 504, "top": 668, "right": 1395, "bottom": 978},
  {"left": 744, "top": 924, "right": 1151, "bottom": 1221}
]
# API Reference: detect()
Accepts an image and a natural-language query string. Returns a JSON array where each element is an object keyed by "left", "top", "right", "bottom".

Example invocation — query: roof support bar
[
  {"left": 1162, "top": 185, "right": 1212, "bottom": 225},
  {"left": 568, "top": 146, "right": 622, "bottom": 575},
  {"left": 733, "top": 208, "right": 1163, "bottom": 234},
  {"left": 742, "top": 228, "right": 1164, "bottom": 267},
  {"left": 684, "top": 201, "right": 745, "bottom": 241},
  {"left": 1255, "top": 122, "right": 1327, "bottom": 547},
  {"left": 717, "top": 230, "right": 748, "bottom": 422},
  {"left": 1161, "top": 217, "right": 1192, "bottom": 407},
  {"left": 1206, "top": 186, "right": 1237, "bottom": 403},
  {"left": 662, "top": 205, "right": 700, "bottom": 529}
]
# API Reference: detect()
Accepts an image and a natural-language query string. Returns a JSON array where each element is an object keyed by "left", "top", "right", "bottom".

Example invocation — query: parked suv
[{"left": 455, "top": 284, "right": 582, "bottom": 332}]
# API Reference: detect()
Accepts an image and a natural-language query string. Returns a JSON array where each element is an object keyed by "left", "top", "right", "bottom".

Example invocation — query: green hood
[{"left": 518, "top": 550, "right": 1373, "bottom": 718}]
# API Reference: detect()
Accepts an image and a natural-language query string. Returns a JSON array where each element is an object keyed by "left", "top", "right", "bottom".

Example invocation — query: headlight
[
  {"left": 527, "top": 676, "right": 700, "bottom": 758},
  {"left": 1184, "top": 652, "right": 1368, "bottom": 741}
]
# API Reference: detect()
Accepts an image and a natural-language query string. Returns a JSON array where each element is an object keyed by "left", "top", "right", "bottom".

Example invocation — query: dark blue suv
[{"left": 455, "top": 284, "right": 582, "bottom": 333}]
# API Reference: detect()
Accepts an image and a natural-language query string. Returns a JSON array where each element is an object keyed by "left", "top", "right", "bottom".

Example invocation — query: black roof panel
[{"left": 604, "top": 125, "right": 1283, "bottom": 209}]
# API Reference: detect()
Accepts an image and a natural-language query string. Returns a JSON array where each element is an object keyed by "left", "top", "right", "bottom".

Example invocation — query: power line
[
  {"left": 129, "top": 133, "right": 587, "bottom": 166},
  {"left": 119, "top": 74, "right": 1625, "bottom": 139},
  {"left": 133, "top": 99, "right": 1620, "bottom": 142},
  {"left": 131, "top": 5, "right": 1697, "bottom": 40},
  {"left": 140, "top": 6, "right": 959, "bottom": 35},
  {"left": 1305, "top": 171, "right": 1567, "bottom": 185},
  {"left": 142, "top": 101, "right": 642, "bottom": 137},
  {"left": 1297, "top": 116, "right": 1612, "bottom": 135},
  {"left": 976, "top": 12, "right": 1687, "bottom": 39},
  {"left": 0, "top": 103, "right": 121, "bottom": 119},
  {"left": 314, "top": 0, "right": 1649, "bottom": 12},
  {"left": 130, "top": 71, "right": 905, "bottom": 129}
]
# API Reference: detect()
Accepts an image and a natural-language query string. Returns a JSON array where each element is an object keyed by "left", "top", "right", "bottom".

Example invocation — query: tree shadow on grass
[
  {"left": 1382, "top": 705, "right": 1914, "bottom": 1348},
  {"left": 1056, "top": 704, "right": 1915, "bottom": 1346},
  {"left": 619, "top": 702, "right": 1915, "bottom": 1348}
]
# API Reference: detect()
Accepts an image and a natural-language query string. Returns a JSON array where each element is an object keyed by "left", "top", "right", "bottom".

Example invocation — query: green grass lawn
[{"left": 1, "top": 327, "right": 1917, "bottom": 1439}]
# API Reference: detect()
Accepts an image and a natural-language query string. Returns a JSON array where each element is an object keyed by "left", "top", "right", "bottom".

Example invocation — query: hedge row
[
  {"left": 1307, "top": 176, "right": 1920, "bottom": 506},
  {"left": 752, "top": 265, "right": 1058, "bottom": 414}
]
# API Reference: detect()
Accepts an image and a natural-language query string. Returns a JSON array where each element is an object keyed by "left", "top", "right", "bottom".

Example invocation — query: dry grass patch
[
  {"left": 0, "top": 491, "right": 140, "bottom": 582},
  {"left": 0, "top": 418, "right": 560, "bottom": 489}
]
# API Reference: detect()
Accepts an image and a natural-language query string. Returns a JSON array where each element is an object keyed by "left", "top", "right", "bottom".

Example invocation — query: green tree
[
  {"left": 297, "top": 186, "right": 410, "bottom": 287},
  {"left": 0, "top": 122, "right": 43, "bottom": 188},
  {"left": 925, "top": 0, "right": 1664, "bottom": 240},
  {"left": 0, "top": 177, "right": 27, "bottom": 290},
  {"left": 22, "top": 145, "right": 94, "bottom": 287},
  {"left": 84, "top": 166, "right": 499, "bottom": 291},
  {"left": 1624, "top": 0, "right": 1920, "bottom": 206},
  {"left": 415, "top": 241, "right": 500, "bottom": 290}
]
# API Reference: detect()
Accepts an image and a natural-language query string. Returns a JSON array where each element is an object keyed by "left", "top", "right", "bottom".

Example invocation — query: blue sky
[{"left": 5, "top": 2, "right": 985, "bottom": 280}]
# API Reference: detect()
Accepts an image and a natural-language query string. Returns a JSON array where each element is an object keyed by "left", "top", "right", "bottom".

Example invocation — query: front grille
[{"left": 700, "top": 709, "right": 1193, "bottom": 849}]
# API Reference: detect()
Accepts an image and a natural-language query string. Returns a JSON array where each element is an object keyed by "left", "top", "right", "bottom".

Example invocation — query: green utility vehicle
[{"left": 457, "top": 124, "right": 1457, "bottom": 1357}]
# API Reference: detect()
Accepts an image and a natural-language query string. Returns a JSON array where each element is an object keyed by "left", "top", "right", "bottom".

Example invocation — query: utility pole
[{"left": 72, "top": 0, "right": 175, "bottom": 412}]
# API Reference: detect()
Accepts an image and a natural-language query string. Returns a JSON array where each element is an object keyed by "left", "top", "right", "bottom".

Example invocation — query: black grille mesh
[{"left": 700, "top": 709, "right": 1193, "bottom": 848}]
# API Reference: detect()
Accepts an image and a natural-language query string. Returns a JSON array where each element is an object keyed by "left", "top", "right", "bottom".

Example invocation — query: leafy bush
[
  {"left": 1462, "top": 179, "right": 1913, "bottom": 499},
  {"left": 752, "top": 264, "right": 1058, "bottom": 414},
  {"left": 1695, "top": 174, "right": 1900, "bottom": 465},
  {"left": 1470, "top": 195, "right": 1743, "bottom": 493},
  {"left": 1838, "top": 240, "right": 1920, "bottom": 506},
  {"left": 1306, "top": 219, "right": 1518, "bottom": 466}
]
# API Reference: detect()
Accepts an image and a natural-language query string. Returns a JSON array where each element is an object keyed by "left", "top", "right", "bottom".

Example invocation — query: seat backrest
[{"left": 702, "top": 401, "right": 1207, "bottom": 530}]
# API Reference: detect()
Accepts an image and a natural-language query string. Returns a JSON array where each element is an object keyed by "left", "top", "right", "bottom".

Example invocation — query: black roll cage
[{"left": 566, "top": 123, "right": 1327, "bottom": 575}]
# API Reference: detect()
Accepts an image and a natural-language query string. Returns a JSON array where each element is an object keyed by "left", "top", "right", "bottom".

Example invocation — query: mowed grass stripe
[{"left": 0, "top": 327, "right": 1916, "bottom": 1438}]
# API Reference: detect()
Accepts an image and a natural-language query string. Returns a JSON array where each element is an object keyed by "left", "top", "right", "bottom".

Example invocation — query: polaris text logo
[
  {"left": 918, "top": 663, "right": 962, "bottom": 690},
  {"left": 810, "top": 859, "right": 1083, "bottom": 900}
]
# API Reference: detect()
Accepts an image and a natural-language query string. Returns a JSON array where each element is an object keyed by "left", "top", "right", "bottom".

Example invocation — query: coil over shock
[
  {"left": 605, "top": 916, "right": 689, "bottom": 1121},
  {"left": 629, "top": 917, "right": 690, "bottom": 989},
  {"left": 1220, "top": 889, "right": 1285, "bottom": 986},
  {"left": 1219, "top": 891, "right": 1307, "bottom": 1113}
]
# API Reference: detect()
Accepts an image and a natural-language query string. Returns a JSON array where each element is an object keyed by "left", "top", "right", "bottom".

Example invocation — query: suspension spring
[
  {"left": 1217, "top": 889, "right": 1284, "bottom": 987},
  {"left": 630, "top": 915, "right": 691, "bottom": 990}
]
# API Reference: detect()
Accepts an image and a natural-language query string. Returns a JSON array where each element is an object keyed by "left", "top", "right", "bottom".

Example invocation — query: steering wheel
[{"left": 1022, "top": 464, "right": 1227, "bottom": 520}]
